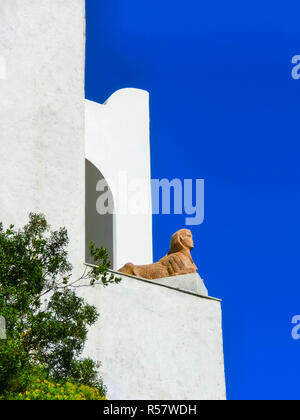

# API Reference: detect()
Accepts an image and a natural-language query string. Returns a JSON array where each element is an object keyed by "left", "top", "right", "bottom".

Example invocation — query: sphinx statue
[{"left": 119, "top": 229, "right": 197, "bottom": 280}]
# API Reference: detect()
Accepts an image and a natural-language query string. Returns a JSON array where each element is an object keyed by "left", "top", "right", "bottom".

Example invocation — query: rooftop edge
[{"left": 84, "top": 263, "right": 222, "bottom": 302}]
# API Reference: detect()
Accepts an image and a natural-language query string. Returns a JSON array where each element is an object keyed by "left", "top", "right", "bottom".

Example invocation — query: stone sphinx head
[{"left": 168, "top": 229, "right": 194, "bottom": 254}]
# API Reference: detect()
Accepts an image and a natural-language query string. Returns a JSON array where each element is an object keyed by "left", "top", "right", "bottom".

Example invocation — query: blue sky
[{"left": 85, "top": 0, "right": 300, "bottom": 400}]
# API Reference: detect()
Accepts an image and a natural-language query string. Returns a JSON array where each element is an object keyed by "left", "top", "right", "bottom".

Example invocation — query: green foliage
[
  {"left": 88, "top": 241, "right": 122, "bottom": 286},
  {"left": 6, "top": 378, "right": 107, "bottom": 400},
  {"left": 0, "top": 213, "right": 120, "bottom": 399}
]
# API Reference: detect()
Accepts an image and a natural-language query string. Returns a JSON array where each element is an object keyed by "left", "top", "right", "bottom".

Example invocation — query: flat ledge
[{"left": 84, "top": 263, "right": 222, "bottom": 302}]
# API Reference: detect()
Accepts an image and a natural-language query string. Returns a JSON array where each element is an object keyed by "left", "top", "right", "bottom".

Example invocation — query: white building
[{"left": 0, "top": 0, "right": 226, "bottom": 400}]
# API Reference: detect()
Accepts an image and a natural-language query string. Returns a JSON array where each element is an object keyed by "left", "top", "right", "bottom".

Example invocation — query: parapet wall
[{"left": 79, "top": 271, "right": 226, "bottom": 400}]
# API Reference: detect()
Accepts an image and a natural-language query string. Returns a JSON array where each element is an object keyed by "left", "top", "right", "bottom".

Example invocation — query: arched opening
[{"left": 85, "top": 159, "right": 115, "bottom": 268}]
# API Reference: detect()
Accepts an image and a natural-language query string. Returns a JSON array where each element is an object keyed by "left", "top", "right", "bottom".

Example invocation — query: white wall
[
  {"left": 0, "top": 4, "right": 226, "bottom": 400},
  {"left": 0, "top": 0, "right": 86, "bottom": 278},
  {"left": 85, "top": 90, "right": 153, "bottom": 270},
  {"left": 80, "top": 273, "right": 226, "bottom": 400}
]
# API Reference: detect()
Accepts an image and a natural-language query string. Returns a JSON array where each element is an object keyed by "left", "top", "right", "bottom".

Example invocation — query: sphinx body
[{"left": 119, "top": 229, "right": 197, "bottom": 280}]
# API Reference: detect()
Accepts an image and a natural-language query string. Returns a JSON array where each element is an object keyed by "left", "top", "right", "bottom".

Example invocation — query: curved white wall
[{"left": 85, "top": 89, "right": 153, "bottom": 269}]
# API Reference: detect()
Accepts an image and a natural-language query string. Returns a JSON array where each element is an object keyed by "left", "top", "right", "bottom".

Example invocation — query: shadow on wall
[{"left": 85, "top": 159, "right": 115, "bottom": 268}]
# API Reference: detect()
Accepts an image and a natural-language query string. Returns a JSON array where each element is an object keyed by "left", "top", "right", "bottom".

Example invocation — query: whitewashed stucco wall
[
  {"left": 0, "top": 0, "right": 86, "bottom": 278},
  {"left": 80, "top": 273, "right": 226, "bottom": 400}
]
